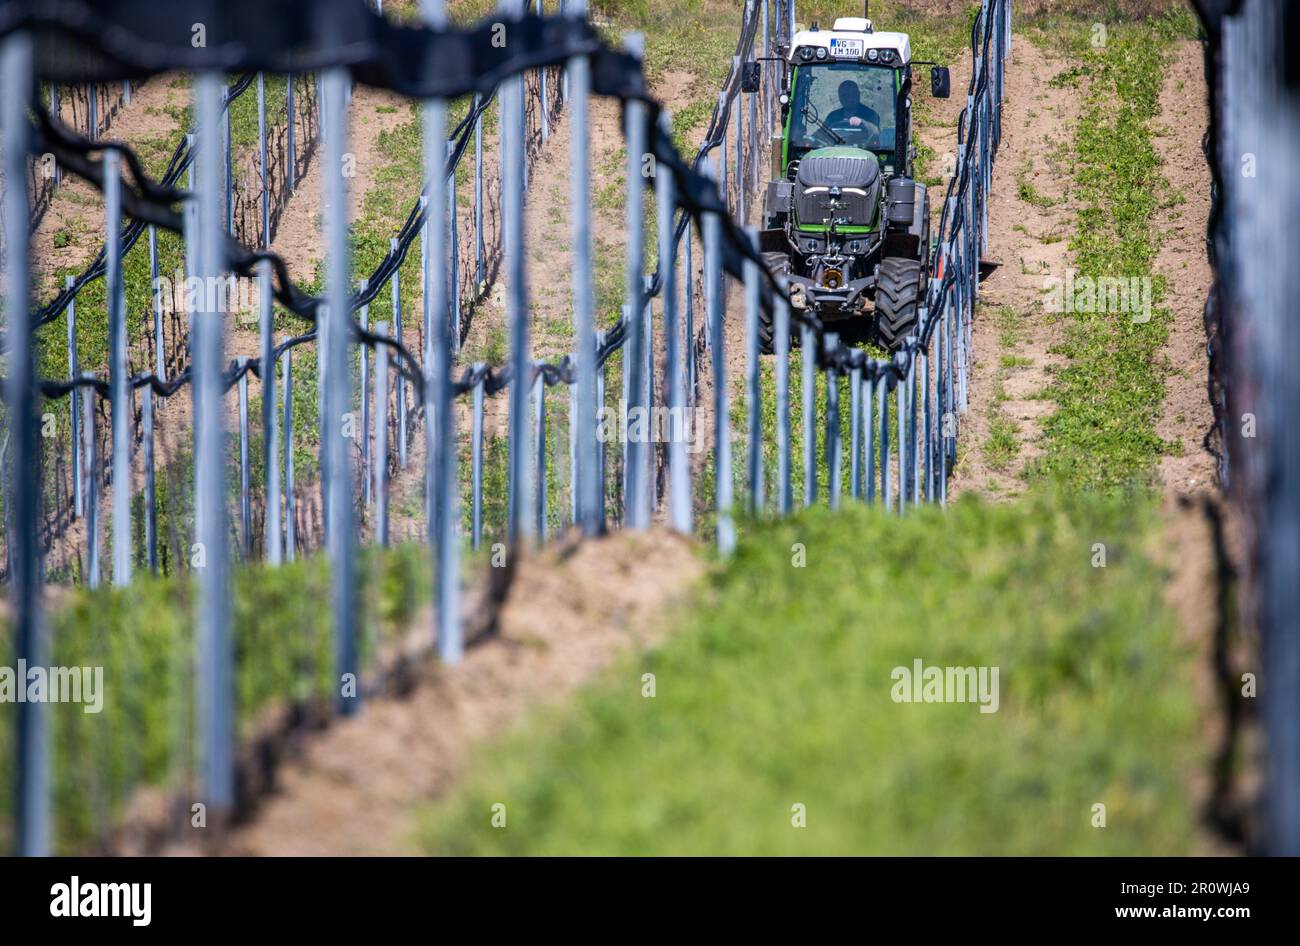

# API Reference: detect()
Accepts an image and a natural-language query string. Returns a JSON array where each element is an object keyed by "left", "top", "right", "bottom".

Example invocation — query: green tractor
[{"left": 756, "top": 12, "right": 950, "bottom": 352}]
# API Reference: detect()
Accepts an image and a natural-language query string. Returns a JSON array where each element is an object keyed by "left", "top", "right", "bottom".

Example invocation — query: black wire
[{"left": 13, "top": 2, "right": 1007, "bottom": 403}]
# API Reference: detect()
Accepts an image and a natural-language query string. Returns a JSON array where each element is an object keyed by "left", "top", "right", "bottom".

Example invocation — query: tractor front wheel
[
  {"left": 874, "top": 256, "right": 923, "bottom": 352},
  {"left": 759, "top": 251, "right": 791, "bottom": 354}
]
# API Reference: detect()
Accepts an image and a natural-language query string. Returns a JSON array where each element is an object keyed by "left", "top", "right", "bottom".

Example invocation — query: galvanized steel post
[
  {"left": 67, "top": 276, "right": 82, "bottom": 518},
  {"left": 744, "top": 228, "right": 764, "bottom": 515},
  {"left": 826, "top": 336, "right": 841, "bottom": 511},
  {"left": 623, "top": 33, "right": 649, "bottom": 531},
  {"left": 504, "top": 25, "right": 533, "bottom": 545},
  {"left": 283, "top": 350, "right": 296, "bottom": 560},
  {"left": 194, "top": 71, "right": 235, "bottom": 814},
  {"left": 661, "top": 132, "right": 691, "bottom": 535},
  {"left": 471, "top": 366, "right": 485, "bottom": 550},
  {"left": 238, "top": 363, "right": 252, "bottom": 557},
  {"left": 3, "top": 31, "right": 48, "bottom": 856},
  {"left": 775, "top": 282, "right": 792, "bottom": 516},
  {"left": 374, "top": 323, "right": 391, "bottom": 548},
  {"left": 322, "top": 67, "right": 359, "bottom": 714},
  {"left": 104, "top": 148, "right": 131, "bottom": 586},
  {"left": 569, "top": 4, "right": 600, "bottom": 535},
  {"left": 801, "top": 321, "right": 816, "bottom": 507},
  {"left": 704, "top": 159, "right": 734, "bottom": 555},
  {"left": 261, "top": 263, "right": 281, "bottom": 564}
]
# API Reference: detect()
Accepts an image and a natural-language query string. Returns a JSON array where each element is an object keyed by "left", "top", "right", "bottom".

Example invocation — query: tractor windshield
[{"left": 787, "top": 61, "right": 899, "bottom": 161}]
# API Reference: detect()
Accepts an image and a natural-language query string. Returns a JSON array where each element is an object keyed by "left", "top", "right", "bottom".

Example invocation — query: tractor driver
[{"left": 826, "top": 79, "right": 880, "bottom": 135}]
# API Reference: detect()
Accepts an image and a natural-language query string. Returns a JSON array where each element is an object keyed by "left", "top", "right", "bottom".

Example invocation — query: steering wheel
[{"left": 827, "top": 122, "right": 880, "bottom": 147}]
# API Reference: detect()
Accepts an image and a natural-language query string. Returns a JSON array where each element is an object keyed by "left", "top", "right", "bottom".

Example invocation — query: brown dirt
[
  {"left": 263, "top": 86, "right": 411, "bottom": 310},
  {"left": 948, "top": 38, "right": 1076, "bottom": 499},
  {"left": 1153, "top": 39, "right": 1217, "bottom": 496},
  {"left": 142, "top": 56, "right": 741, "bottom": 854},
  {"left": 1148, "top": 41, "right": 1247, "bottom": 848},
  {"left": 1148, "top": 41, "right": 1219, "bottom": 599},
  {"left": 30, "top": 77, "right": 185, "bottom": 299},
  {"left": 244, "top": 83, "right": 410, "bottom": 547},
  {"left": 944, "top": 35, "right": 1219, "bottom": 505},
  {"left": 447, "top": 63, "right": 731, "bottom": 531},
  {"left": 33, "top": 75, "right": 193, "bottom": 579},
  {"left": 183, "top": 528, "right": 704, "bottom": 856}
]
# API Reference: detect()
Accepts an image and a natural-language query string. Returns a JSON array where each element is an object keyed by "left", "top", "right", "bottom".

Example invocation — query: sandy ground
[
  {"left": 1153, "top": 40, "right": 1217, "bottom": 496},
  {"left": 178, "top": 528, "right": 703, "bottom": 856},
  {"left": 34, "top": 74, "right": 326, "bottom": 578},
  {"left": 948, "top": 38, "right": 1075, "bottom": 499},
  {"left": 32, "top": 76, "right": 191, "bottom": 580},
  {"left": 941, "top": 29, "right": 1231, "bottom": 844},
  {"left": 950, "top": 35, "right": 1218, "bottom": 503},
  {"left": 30, "top": 78, "right": 183, "bottom": 297}
]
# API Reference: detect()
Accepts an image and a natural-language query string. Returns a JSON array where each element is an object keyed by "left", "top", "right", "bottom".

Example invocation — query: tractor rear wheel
[
  {"left": 759, "top": 251, "right": 791, "bottom": 354},
  {"left": 874, "top": 256, "right": 923, "bottom": 352}
]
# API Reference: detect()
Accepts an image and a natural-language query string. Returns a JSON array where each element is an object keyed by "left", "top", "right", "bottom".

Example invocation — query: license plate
[{"left": 829, "top": 38, "right": 864, "bottom": 58}]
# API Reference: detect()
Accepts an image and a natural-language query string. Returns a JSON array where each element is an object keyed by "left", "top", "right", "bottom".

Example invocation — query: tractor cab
[
  {"left": 758, "top": 13, "right": 950, "bottom": 353},
  {"left": 781, "top": 20, "right": 913, "bottom": 177}
]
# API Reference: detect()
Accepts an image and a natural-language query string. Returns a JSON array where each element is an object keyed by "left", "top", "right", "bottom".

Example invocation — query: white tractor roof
[{"left": 788, "top": 21, "right": 912, "bottom": 66}]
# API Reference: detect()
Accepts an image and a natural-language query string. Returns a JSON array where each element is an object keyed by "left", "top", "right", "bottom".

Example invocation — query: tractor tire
[
  {"left": 874, "top": 256, "right": 923, "bottom": 352},
  {"left": 759, "top": 251, "right": 792, "bottom": 354}
]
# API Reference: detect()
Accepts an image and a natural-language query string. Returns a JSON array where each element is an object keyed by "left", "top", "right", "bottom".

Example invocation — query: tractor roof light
[
  {"left": 799, "top": 46, "right": 814, "bottom": 62},
  {"left": 815, "top": 47, "right": 828, "bottom": 60},
  {"left": 867, "top": 48, "right": 879, "bottom": 62},
  {"left": 879, "top": 49, "right": 895, "bottom": 64}
]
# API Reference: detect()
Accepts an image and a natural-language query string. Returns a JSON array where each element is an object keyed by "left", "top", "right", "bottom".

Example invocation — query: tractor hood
[{"left": 793, "top": 147, "right": 882, "bottom": 231}]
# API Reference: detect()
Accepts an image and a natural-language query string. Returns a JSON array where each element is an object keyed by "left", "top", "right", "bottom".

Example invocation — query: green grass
[
  {"left": 669, "top": 98, "right": 715, "bottom": 154},
  {"left": 407, "top": 2, "right": 1210, "bottom": 858},
  {"left": 1017, "top": 168, "right": 1059, "bottom": 210},
  {"left": 416, "top": 490, "right": 1201, "bottom": 855},
  {"left": 983, "top": 410, "right": 1020, "bottom": 472},
  {"left": 0, "top": 543, "right": 432, "bottom": 854},
  {"left": 1033, "top": 14, "right": 1183, "bottom": 490}
]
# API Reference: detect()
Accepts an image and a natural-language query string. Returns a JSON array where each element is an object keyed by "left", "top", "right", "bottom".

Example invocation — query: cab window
[{"left": 788, "top": 62, "right": 898, "bottom": 157}]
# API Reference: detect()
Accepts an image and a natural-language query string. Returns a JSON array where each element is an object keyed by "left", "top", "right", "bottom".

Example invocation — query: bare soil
[
  {"left": 1153, "top": 39, "right": 1217, "bottom": 496},
  {"left": 948, "top": 39, "right": 1076, "bottom": 499},
  {"left": 31, "top": 77, "right": 184, "bottom": 298},
  {"left": 191, "top": 528, "right": 703, "bottom": 856},
  {"left": 32, "top": 75, "right": 192, "bottom": 579}
]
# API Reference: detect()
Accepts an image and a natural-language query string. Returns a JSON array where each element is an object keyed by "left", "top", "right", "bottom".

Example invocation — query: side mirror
[
  {"left": 931, "top": 66, "right": 951, "bottom": 99},
  {"left": 741, "top": 62, "right": 762, "bottom": 94}
]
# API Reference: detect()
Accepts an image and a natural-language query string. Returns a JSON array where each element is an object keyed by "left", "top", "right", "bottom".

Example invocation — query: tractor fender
[
  {"left": 763, "top": 180, "right": 793, "bottom": 228},
  {"left": 882, "top": 180, "right": 928, "bottom": 261},
  {"left": 908, "top": 182, "right": 929, "bottom": 244}
]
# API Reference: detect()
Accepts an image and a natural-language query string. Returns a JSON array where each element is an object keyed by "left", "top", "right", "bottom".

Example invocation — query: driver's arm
[{"left": 847, "top": 106, "right": 878, "bottom": 128}]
